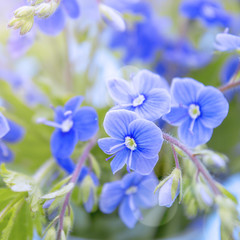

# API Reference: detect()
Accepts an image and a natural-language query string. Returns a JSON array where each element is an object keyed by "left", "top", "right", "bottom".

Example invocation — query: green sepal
[
  {"left": 154, "top": 175, "right": 171, "bottom": 194},
  {"left": 171, "top": 168, "right": 181, "bottom": 200}
]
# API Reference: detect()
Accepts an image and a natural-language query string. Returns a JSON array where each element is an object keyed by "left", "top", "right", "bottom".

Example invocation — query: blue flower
[
  {"left": 39, "top": 96, "right": 98, "bottom": 158},
  {"left": 107, "top": 69, "right": 171, "bottom": 121},
  {"left": 0, "top": 113, "right": 9, "bottom": 139},
  {"left": 99, "top": 172, "right": 157, "bottom": 228},
  {"left": 215, "top": 32, "right": 240, "bottom": 52},
  {"left": 98, "top": 110, "right": 163, "bottom": 175},
  {"left": 180, "top": 0, "right": 231, "bottom": 27},
  {"left": 36, "top": 0, "right": 80, "bottom": 36},
  {"left": 0, "top": 119, "right": 25, "bottom": 163},
  {"left": 163, "top": 78, "right": 229, "bottom": 147}
]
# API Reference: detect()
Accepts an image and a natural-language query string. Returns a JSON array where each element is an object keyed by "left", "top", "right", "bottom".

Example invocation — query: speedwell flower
[
  {"left": 99, "top": 172, "right": 158, "bottom": 228},
  {"left": 98, "top": 109, "right": 163, "bottom": 175},
  {"left": 164, "top": 78, "right": 229, "bottom": 147},
  {"left": 38, "top": 96, "right": 98, "bottom": 158},
  {"left": 107, "top": 69, "right": 171, "bottom": 121}
]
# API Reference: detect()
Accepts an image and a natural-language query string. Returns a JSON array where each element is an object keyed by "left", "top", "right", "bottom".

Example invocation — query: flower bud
[
  {"left": 14, "top": 6, "right": 35, "bottom": 18},
  {"left": 35, "top": 2, "right": 59, "bottom": 18},
  {"left": 195, "top": 183, "right": 213, "bottom": 208},
  {"left": 45, "top": 227, "right": 56, "bottom": 240},
  {"left": 20, "top": 17, "right": 34, "bottom": 35}
]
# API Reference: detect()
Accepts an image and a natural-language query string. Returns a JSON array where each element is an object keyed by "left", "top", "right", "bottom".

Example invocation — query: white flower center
[
  {"left": 188, "top": 104, "right": 201, "bottom": 119},
  {"left": 61, "top": 119, "right": 73, "bottom": 132},
  {"left": 125, "top": 136, "right": 137, "bottom": 150},
  {"left": 202, "top": 5, "right": 215, "bottom": 18},
  {"left": 132, "top": 94, "right": 145, "bottom": 107},
  {"left": 125, "top": 186, "right": 138, "bottom": 195}
]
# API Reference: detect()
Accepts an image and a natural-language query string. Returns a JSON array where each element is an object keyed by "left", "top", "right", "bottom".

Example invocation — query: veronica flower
[
  {"left": 163, "top": 78, "right": 229, "bottom": 147},
  {"left": 99, "top": 172, "right": 157, "bottom": 228},
  {"left": 98, "top": 110, "right": 163, "bottom": 175},
  {"left": 180, "top": 0, "right": 231, "bottom": 27},
  {"left": 215, "top": 32, "right": 240, "bottom": 52},
  {"left": 36, "top": 0, "right": 80, "bottom": 36},
  {"left": 0, "top": 119, "right": 25, "bottom": 163},
  {"left": 39, "top": 96, "right": 98, "bottom": 159},
  {"left": 107, "top": 69, "right": 171, "bottom": 121}
]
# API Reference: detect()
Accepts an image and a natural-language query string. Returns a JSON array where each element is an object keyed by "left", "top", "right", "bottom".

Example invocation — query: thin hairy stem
[
  {"left": 218, "top": 80, "right": 240, "bottom": 92},
  {"left": 171, "top": 144, "right": 180, "bottom": 169}
]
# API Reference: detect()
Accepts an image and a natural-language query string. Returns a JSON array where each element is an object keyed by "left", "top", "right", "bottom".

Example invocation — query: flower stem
[
  {"left": 56, "top": 136, "right": 97, "bottom": 240},
  {"left": 171, "top": 144, "right": 180, "bottom": 169},
  {"left": 162, "top": 132, "right": 220, "bottom": 195},
  {"left": 218, "top": 80, "right": 240, "bottom": 92}
]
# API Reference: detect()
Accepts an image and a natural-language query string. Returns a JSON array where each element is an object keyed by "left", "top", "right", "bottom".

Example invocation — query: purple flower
[
  {"left": 36, "top": 0, "right": 80, "bottom": 36},
  {"left": 98, "top": 110, "right": 163, "bottom": 175},
  {"left": 164, "top": 78, "right": 229, "bottom": 147},
  {"left": 215, "top": 32, "right": 240, "bottom": 52},
  {"left": 99, "top": 172, "right": 157, "bottom": 228},
  {"left": 180, "top": 0, "right": 231, "bottom": 27},
  {"left": 39, "top": 96, "right": 98, "bottom": 158},
  {"left": 0, "top": 119, "right": 25, "bottom": 163},
  {"left": 107, "top": 69, "right": 171, "bottom": 121}
]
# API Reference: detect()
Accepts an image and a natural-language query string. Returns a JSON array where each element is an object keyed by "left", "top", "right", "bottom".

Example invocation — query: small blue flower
[
  {"left": 99, "top": 172, "right": 157, "bottom": 228},
  {"left": 39, "top": 96, "right": 98, "bottom": 158},
  {"left": 215, "top": 32, "right": 240, "bottom": 52},
  {"left": 164, "top": 78, "right": 229, "bottom": 147},
  {"left": 107, "top": 69, "right": 171, "bottom": 121},
  {"left": 180, "top": 0, "right": 231, "bottom": 27},
  {"left": 98, "top": 109, "right": 163, "bottom": 175},
  {"left": 0, "top": 113, "right": 9, "bottom": 139},
  {"left": 0, "top": 119, "right": 25, "bottom": 163},
  {"left": 36, "top": 0, "right": 80, "bottom": 36}
]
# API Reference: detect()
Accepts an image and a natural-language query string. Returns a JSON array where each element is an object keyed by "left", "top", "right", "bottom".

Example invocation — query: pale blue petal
[
  {"left": 198, "top": 86, "right": 229, "bottom": 128},
  {"left": 107, "top": 78, "right": 133, "bottom": 104},
  {"left": 84, "top": 188, "right": 94, "bottom": 213},
  {"left": 0, "top": 145, "right": 14, "bottom": 163},
  {"left": 134, "top": 88, "right": 171, "bottom": 120},
  {"left": 178, "top": 118, "right": 213, "bottom": 147},
  {"left": 215, "top": 33, "right": 240, "bottom": 52},
  {"left": 103, "top": 110, "right": 138, "bottom": 139},
  {"left": 0, "top": 113, "right": 9, "bottom": 138},
  {"left": 171, "top": 78, "right": 204, "bottom": 105},
  {"left": 98, "top": 137, "right": 124, "bottom": 154},
  {"left": 133, "top": 69, "right": 170, "bottom": 93},
  {"left": 111, "top": 148, "right": 129, "bottom": 174},
  {"left": 121, "top": 173, "right": 143, "bottom": 189},
  {"left": 54, "top": 106, "right": 65, "bottom": 123},
  {"left": 62, "top": 0, "right": 80, "bottom": 19},
  {"left": 2, "top": 120, "right": 24, "bottom": 143},
  {"left": 73, "top": 107, "right": 98, "bottom": 141},
  {"left": 64, "top": 96, "right": 84, "bottom": 113},
  {"left": 56, "top": 157, "right": 75, "bottom": 173},
  {"left": 129, "top": 119, "right": 163, "bottom": 157},
  {"left": 51, "top": 129, "right": 78, "bottom": 158},
  {"left": 163, "top": 107, "right": 189, "bottom": 126},
  {"left": 99, "top": 181, "right": 124, "bottom": 213}
]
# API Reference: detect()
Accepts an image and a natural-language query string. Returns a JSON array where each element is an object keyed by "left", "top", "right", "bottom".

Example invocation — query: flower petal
[
  {"left": 51, "top": 129, "right": 78, "bottom": 158},
  {"left": 129, "top": 119, "right": 163, "bottom": 157},
  {"left": 171, "top": 78, "right": 204, "bottom": 105},
  {"left": 55, "top": 157, "right": 75, "bottom": 173},
  {"left": 103, "top": 110, "right": 138, "bottom": 139},
  {"left": 111, "top": 148, "right": 129, "bottom": 174},
  {"left": 134, "top": 88, "right": 171, "bottom": 120},
  {"left": 0, "top": 113, "right": 9, "bottom": 138},
  {"left": 163, "top": 107, "right": 189, "bottom": 126},
  {"left": 98, "top": 137, "right": 124, "bottom": 154},
  {"left": 2, "top": 120, "right": 24, "bottom": 143},
  {"left": 0, "top": 145, "right": 14, "bottom": 163},
  {"left": 178, "top": 118, "right": 213, "bottom": 147},
  {"left": 99, "top": 181, "right": 124, "bottom": 213},
  {"left": 84, "top": 188, "right": 95, "bottom": 213},
  {"left": 54, "top": 106, "right": 65, "bottom": 123},
  {"left": 64, "top": 96, "right": 84, "bottom": 114},
  {"left": 73, "top": 107, "right": 98, "bottom": 141},
  {"left": 215, "top": 33, "right": 240, "bottom": 52},
  {"left": 107, "top": 78, "right": 133, "bottom": 104},
  {"left": 198, "top": 86, "right": 229, "bottom": 128},
  {"left": 62, "top": 0, "right": 80, "bottom": 18}
]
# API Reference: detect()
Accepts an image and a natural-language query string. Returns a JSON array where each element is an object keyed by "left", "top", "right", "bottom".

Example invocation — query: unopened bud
[
  {"left": 45, "top": 227, "right": 56, "bottom": 240},
  {"left": 35, "top": 2, "right": 59, "bottom": 18},
  {"left": 14, "top": 6, "right": 35, "bottom": 18},
  {"left": 20, "top": 17, "right": 34, "bottom": 35}
]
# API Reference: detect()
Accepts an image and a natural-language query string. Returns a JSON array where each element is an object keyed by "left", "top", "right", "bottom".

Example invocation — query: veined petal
[
  {"left": 107, "top": 78, "right": 133, "bottom": 104},
  {"left": 103, "top": 110, "right": 138, "bottom": 139},
  {"left": 111, "top": 148, "right": 129, "bottom": 174},
  {"left": 99, "top": 181, "right": 124, "bottom": 213},
  {"left": 98, "top": 137, "right": 124, "bottom": 154},
  {"left": 54, "top": 106, "right": 65, "bottom": 123},
  {"left": 129, "top": 119, "right": 163, "bottom": 157},
  {"left": 171, "top": 78, "right": 204, "bottom": 105},
  {"left": 36, "top": 7, "right": 65, "bottom": 36},
  {"left": 0, "top": 113, "right": 10, "bottom": 138},
  {"left": 134, "top": 88, "right": 171, "bottom": 120},
  {"left": 73, "top": 107, "right": 98, "bottom": 141},
  {"left": 121, "top": 173, "right": 143, "bottom": 189},
  {"left": 198, "top": 86, "right": 229, "bottom": 128},
  {"left": 178, "top": 118, "right": 213, "bottom": 148},
  {"left": 163, "top": 107, "right": 189, "bottom": 126},
  {"left": 119, "top": 196, "right": 140, "bottom": 228},
  {"left": 62, "top": 0, "right": 80, "bottom": 19},
  {"left": 215, "top": 33, "right": 240, "bottom": 52},
  {"left": 55, "top": 157, "right": 75, "bottom": 174},
  {"left": 51, "top": 129, "right": 78, "bottom": 158},
  {"left": 0, "top": 144, "right": 14, "bottom": 163},
  {"left": 64, "top": 96, "right": 84, "bottom": 114},
  {"left": 131, "top": 151, "right": 159, "bottom": 175},
  {"left": 2, "top": 120, "right": 24, "bottom": 143},
  {"left": 133, "top": 69, "right": 170, "bottom": 94}
]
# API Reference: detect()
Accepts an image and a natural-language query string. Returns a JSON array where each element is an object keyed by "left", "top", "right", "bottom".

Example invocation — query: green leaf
[{"left": 216, "top": 183, "right": 238, "bottom": 204}]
